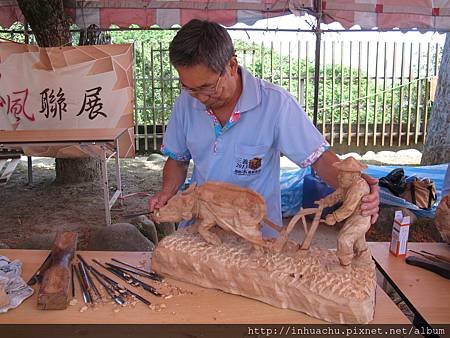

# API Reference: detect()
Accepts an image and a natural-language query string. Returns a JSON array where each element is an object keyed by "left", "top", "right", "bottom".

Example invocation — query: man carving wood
[{"left": 318, "top": 157, "right": 372, "bottom": 269}]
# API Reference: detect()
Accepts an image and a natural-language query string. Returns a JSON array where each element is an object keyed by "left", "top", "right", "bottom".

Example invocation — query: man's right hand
[{"left": 148, "top": 190, "right": 174, "bottom": 213}]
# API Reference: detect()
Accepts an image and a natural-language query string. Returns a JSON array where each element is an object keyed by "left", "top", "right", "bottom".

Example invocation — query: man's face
[{"left": 176, "top": 58, "right": 238, "bottom": 110}]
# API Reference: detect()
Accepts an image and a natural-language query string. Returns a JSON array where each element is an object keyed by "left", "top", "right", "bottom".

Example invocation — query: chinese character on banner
[
  {"left": 77, "top": 86, "right": 107, "bottom": 120},
  {"left": 0, "top": 89, "right": 34, "bottom": 122},
  {"left": 39, "top": 87, "right": 67, "bottom": 120}
]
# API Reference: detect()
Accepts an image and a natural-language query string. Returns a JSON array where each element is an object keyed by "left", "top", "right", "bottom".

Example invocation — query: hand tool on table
[
  {"left": 106, "top": 262, "right": 162, "bottom": 282},
  {"left": 71, "top": 264, "right": 75, "bottom": 298},
  {"left": 89, "top": 265, "right": 151, "bottom": 306},
  {"left": 93, "top": 259, "right": 162, "bottom": 297},
  {"left": 78, "top": 257, "right": 102, "bottom": 301},
  {"left": 89, "top": 267, "right": 125, "bottom": 305},
  {"left": 405, "top": 255, "right": 450, "bottom": 280},
  {"left": 409, "top": 250, "right": 446, "bottom": 265},
  {"left": 77, "top": 262, "right": 94, "bottom": 304},
  {"left": 27, "top": 252, "right": 52, "bottom": 286},
  {"left": 73, "top": 264, "right": 91, "bottom": 304},
  {"left": 111, "top": 258, "right": 163, "bottom": 282},
  {"left": 420, "top": 250, "right": 450, "bottom": 264}
]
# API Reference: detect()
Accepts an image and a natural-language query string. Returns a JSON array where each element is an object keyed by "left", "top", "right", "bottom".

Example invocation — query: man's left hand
[{"left": 361, "top": 173, "right": 380, "bottom": 224}]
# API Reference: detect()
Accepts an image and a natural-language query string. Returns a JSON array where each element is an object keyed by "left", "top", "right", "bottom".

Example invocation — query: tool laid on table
[
  {"left": 89, "top": 265, "right": 151, "bottom": 306},
  {"left": 73, "top": 263, "right": 91, "bottom": 305},
  {"left": 106, "top": 261, "right": 163, "bottom": 282},
  {"left": 93, "top": 259, "right": 162, "bottom": 297},
  {"left": 420, "top": 250, "right": 450, "bottom": 264},
  {"left": 409, "top": 250, "right": 446, "bottom": 264},
  {"left": 27, "top": 252, "right": 52, "bottom": 286},
  {"left": 406, "top": 252, "right": 450, "bottom": 280},
  {"left": 111, "top": 258, "right": 163, "bottom": 282}
]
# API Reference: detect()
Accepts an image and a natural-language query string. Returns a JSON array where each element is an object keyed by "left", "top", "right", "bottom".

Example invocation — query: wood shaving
[
  {"left": 80, "top": 305, "right": 88, "bottom": 313},
  {"left": 69, "top": 299, "right": 78, "bottom": 306}
]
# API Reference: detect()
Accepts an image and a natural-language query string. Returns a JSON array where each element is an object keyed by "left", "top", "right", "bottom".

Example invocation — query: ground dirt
[{"left": 0, "top": 149, "right": 438, "bottom": 250}]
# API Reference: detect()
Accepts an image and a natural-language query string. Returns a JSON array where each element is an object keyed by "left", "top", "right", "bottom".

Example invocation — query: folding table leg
[
  {"left": 27, "top": 156, "right": 33, "bottom": 185},
  {"left": 114, "top": 138, "right": 123, "bottom": 206},
  {"left": 100, "top": 148, "right": 111, "bottom": 226}
]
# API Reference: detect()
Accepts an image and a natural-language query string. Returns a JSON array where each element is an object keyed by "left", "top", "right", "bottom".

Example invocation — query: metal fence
[
  {"left": 131, "top": 37, "right": 443, "bottom": 153},
  {"left": 1, "top": 28, "right": 444, "bottom": 153}
]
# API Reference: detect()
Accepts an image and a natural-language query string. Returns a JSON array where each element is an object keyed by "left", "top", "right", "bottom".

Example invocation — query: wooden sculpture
[
  {"left": 318, "top": 157, "right": 372, "bottom": 270},
  {"left": 153, "top": 181, "right": 284, "bottom": 250},
  {"left": 37, "top": 232, "right": 78, "bottom": 310},
  {"left": 152, "top": 159, "right": 376, "bottom": 324}
]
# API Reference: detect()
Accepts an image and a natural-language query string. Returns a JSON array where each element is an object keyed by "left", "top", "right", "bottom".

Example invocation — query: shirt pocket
[{"left": 233, "top": 144, "right": 269, "bottom": 180}]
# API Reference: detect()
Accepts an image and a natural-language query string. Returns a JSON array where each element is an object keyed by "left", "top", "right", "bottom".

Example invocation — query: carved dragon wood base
[{"left": 152, "top": 228, "right": 377, "bottom": 324}]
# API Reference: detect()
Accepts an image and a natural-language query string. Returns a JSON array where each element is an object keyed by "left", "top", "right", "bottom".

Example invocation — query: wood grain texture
[
  {"left": 37, "top": 232, "right": 77, "bottom": 310},
  {"left": 0, "top": 249, "right": 408, "bottom": 324},
  {"left": 153, "top": 229, "right": 377, "bottom": 324}
]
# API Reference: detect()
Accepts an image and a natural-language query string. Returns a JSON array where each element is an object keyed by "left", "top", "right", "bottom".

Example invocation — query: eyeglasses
[{"left": 181, "top": 72, "right": 224, "bottom": 96}]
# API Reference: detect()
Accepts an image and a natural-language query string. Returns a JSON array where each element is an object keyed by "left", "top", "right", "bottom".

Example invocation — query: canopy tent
[{"left": 0, "top": 0, "right": 449, "bottom": 31}]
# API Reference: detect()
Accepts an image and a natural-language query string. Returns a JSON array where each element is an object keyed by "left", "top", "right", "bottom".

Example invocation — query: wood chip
[
  {"left": 69, "top": 299, "right": 78, "bottom": 306},
  {"left": 80, "top": 305, "right": 88, "bottom": 313}
]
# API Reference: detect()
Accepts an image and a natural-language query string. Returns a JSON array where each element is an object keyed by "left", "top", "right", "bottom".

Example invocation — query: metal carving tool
[
  {"left": 107, "top": 266, "right": 162, "bottom": 297},
  {"left": 409, "top": 250, "right": 447, "bottom": 264},
  {"left": 89, "top": 265, "right": 150, "bottom": 305},
  {"left": 93, "top": 259, "right": 162, "bottom": 297},
  {"left": 420, "top": 250, "right": 450, "bottom": 264},
  {"left": 73, "top": 264, "right": 90, "bottom": 304},
  {"left": 78, "top": 262, "right": 94, "bottom": 304},
  {"left": 89, "top": 267, "right": 124, "bottom": 305},
  {"left": 77, "top": 255, "right": 102, "bottom": 301},
  {"left": 111, "top": 258, "right": 163, "bottom": 281},
  {"left": 106, "top": 262, "right": 162, "bottom": 282},
  {"left": 27, "top": 252, "right": 52, "bottom": 286},
  {"left": 71, "top": 263, "right": 75, "bottom": 298}
]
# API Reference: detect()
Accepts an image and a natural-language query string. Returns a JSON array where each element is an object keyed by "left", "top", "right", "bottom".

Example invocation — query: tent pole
[{"left": 313, "top": 0, "right": 322, "bottom": 127}]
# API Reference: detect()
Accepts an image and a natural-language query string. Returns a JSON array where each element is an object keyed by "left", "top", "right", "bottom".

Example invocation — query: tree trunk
[
  {"left": 17, "top": 0, "right": 100, "bottom": 183},
  {"left": 421, "top": 34, "right": 450, "bottom": 165},
  {"left": 16, "top": 0, "right": 71, "bottom": 48}
]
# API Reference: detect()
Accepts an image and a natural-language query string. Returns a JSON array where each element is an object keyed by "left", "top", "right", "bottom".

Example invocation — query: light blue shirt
[{"left": 161, "top": 67, "right": 328, "bottom": 237}]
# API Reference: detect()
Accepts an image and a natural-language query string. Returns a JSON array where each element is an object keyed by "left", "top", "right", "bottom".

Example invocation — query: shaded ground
[
  {"left": 0, "top": 149, "right": 437, "bottom": 250},
  {"left": 0, "top": 156, "right": 164, "bottom": 249}
]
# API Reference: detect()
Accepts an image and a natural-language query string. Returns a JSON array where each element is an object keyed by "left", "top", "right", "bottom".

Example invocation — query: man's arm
[
  {"left": 312, "top": 150, "right": 380, "bottom": 224},
  {"left": 148, "top": 158, "right": 189, "bottom": 212}
]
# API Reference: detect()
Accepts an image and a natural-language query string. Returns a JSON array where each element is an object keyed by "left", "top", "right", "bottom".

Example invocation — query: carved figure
[
  {"left": 317, "top": 157, "right": 372, "bottom": 269},
  {"left": 153, "top": 181, "right": 283, "bottom": 249}
]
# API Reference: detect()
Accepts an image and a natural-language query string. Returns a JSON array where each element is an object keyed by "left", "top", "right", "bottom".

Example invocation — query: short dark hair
[{"left": 169, "top": 19, "right": 235, "bottom": 74}]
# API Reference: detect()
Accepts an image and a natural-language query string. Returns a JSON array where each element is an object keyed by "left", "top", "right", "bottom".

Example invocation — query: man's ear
[{"left": 229, "top": 56, "right": 239, "bottom": 75}]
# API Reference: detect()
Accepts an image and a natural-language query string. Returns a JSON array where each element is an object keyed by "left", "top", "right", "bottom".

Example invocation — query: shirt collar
[{"left": 188, "top": 66, "right": 261, "bottom": 113}]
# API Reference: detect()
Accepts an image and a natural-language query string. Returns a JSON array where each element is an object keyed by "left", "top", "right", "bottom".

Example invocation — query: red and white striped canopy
[{"left": 0, "top": 0, "right": 449, "bottom": 30}]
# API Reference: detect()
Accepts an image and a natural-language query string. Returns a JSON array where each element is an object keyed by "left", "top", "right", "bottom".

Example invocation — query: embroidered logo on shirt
[
  {"left": 234, "top": 157, "right": 262, "bottom": 176},
  {"left": 248, "top": 157, "right": 262, "bottom": 170}
]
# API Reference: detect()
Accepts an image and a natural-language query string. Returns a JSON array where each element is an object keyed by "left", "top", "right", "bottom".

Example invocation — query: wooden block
[
  {"left": 37, "top": 232, "right": 77, "bottom": 310},
  {"left": 152, "top": 229, "right": 377, "bottom": 324}
]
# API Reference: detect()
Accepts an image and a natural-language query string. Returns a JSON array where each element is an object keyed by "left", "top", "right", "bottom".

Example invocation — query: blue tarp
[{"left": 280, "top": 163, "right": 448, "bottom": 218}]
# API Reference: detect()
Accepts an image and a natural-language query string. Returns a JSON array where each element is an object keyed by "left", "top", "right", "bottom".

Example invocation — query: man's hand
[
  {"left": 361, "top": 173, "right": 380, "bottom": 224},
  {"left": 324, "top": 214, "right": 336, "bottom": 226},
  {"left": 148, "top": 190, "right": 174, "bottom": 214}
]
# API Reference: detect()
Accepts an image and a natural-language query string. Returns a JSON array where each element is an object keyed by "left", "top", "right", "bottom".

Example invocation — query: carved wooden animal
[{"left": 153, "top": 181, "right": 283, "bottom": 248}]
